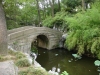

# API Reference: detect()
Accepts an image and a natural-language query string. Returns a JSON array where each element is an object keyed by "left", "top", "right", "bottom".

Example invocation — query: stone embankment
[{"left": 0, "top": 46, "right": 59, "bottom": 75}]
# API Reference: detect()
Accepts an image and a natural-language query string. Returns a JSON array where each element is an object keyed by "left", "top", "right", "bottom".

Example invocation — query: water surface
[{"left": 36, "top": 48, "right": 99, "bottom": 75}]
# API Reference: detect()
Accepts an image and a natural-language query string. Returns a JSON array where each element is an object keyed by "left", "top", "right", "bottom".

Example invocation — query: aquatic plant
[
  {"left": 61, "top": 71, "right": 69, "bottom": 75},
  {"left": 72, "top": 54, "right": 82, "bottom": 59},
  {"left": 94, "top": 60, "right": 100, "bottom": 66}
]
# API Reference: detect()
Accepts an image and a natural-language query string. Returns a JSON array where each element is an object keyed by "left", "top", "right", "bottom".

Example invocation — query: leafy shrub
[
  {"left": 42, "top": 11, "right": 68, "bottom": 29},
  {"left": 7, "top": 20, "right": 19, "bottom": 30},
  {"left": 65, "top": 2, "right": 100, "bottom": 58},
  {"left": 16, "top": 58, "right": 31, "bottom": 67},
  {"left": 31, "top": 46, "right": 38, "bottom": 53}
]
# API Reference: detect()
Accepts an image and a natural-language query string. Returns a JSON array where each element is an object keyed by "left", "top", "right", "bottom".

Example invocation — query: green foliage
[
  {"left": 65, "top": 2, "right": 100, "bottom": 58},
  {"left": 6, "top": 20, "right": 20, "bottom": 29},
  {"left": 61, "top": 71, "right": 69, "bottom": 75},
  {"left": 16, "top": 58, "right": 31, "bottom": 67},
  {"left": 31, "top": 46, "right": 38, "bottom": 53},
  {"left": 3, "top": 0, "right": 38, "bottom": 29},
  {"left": 19, "top": 66, "right": 49, "bottom": 75},
  {"left": 42, "top": 11, "right": 68, "bottom": 30},
  {"left": 62, "top": 0, "right": 81, "bottom": 8},
  {"left": 42, "top": 16, "right": 54, "bottom": 27},
  {"left": 61, "top": 0, "right": 94, "bottom": 12}
]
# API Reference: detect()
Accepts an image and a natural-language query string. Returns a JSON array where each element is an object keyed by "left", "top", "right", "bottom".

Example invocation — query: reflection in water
[{"left": 36, "top": 48, "right": 99, "bottom": 75}]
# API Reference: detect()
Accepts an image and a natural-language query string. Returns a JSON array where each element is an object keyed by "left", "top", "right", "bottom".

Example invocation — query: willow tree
[{"left": 0, "top": 1, "right": 7, "bottom": 55}]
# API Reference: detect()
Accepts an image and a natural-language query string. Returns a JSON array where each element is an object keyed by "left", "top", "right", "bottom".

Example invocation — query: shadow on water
[{"left": 36, "top": 48, "right": 99, "bottom": 75}]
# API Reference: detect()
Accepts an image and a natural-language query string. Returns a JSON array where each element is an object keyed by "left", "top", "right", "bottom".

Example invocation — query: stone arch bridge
[{"left": 8, "top": 26, "right": 62, "bottom": 53}]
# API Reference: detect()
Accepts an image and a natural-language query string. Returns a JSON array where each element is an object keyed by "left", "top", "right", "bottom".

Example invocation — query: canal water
[{"left": 36, "top": 48, "right": 99, "bottom": 75}]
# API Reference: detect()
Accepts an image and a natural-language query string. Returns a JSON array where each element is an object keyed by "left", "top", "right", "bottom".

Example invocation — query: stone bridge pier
[{"left": 8, "top": 26, "right": 62, "bottom": 54}]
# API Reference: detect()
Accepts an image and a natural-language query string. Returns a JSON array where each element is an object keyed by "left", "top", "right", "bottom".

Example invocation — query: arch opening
[
  {"left": 37, "top": 35, "right": 49, "bottom": 49},
  {"left": 31, "top": 35, "right": 49, "bottom": 50}
]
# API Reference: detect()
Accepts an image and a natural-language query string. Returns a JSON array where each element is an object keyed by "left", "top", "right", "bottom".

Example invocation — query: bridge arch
[
  {"left": 31, "top": 34, "right": 49, "bottom": 49},
  {"left": 8, "top": 26, "right": 62, "bottom": 53}
]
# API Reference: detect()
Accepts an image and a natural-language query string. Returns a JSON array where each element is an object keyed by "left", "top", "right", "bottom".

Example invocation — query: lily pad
[
  {"left": 61, "top": 71, "right": 69, "bottom": 75},
  {"left": 55, "top": 54, "right": 58, "bottom": 56},
  {"left": 94, "top": 60, "right": 100, "bottom": 66},
  {"left": 72, "top": 54, "right": 82, "bottom": 59}
]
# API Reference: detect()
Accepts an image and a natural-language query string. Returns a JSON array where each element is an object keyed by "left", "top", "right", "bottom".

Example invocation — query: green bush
[
  {"left": 65, "top": 2, "right": 100, "bottom": 58},
  {"left": 42, "top": 11, "right": 68, "bottom": 29},
  {"left": 7, "top": 20, "right": 20, "bottom": 30},
  {"left": 16, "top": 58, "right": 31, "bottom": 67},
  {"left": 31, "top": 46, "right": 38, "bottom": 53}
]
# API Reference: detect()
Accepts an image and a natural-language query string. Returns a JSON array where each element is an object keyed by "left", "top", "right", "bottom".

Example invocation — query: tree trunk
[
  {"left": 46, "top": 0, "right": 48, "bottom": 16},
  {"left": 49, "top": 0, "right": 54, "bottom": 17},
  {"left": 0, "top": 2, "right": 7, "bottom": 55},
  {"left": 41, "top": 0, "right": 46, "bottom": 19},
  {"left": 52, "top": 0, "right": 54, "bottom": 17},
  {"left": 82, "top": 0, "right": 85, "bottom": 11},
  {"left": 36, "top": 0, "right": 41, "bottom": 27},
  {"left": 58, "top": 0, "right": 61, "bottom": 11},
  {"left": 43, "top": 5, "right": 46, "bottom": 19}
]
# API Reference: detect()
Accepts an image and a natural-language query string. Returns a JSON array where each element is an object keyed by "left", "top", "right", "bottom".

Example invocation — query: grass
[
  {"left": 0, "top": 55, "right": 15, "bottom": 62},
  {"left": 8, "top": 50, "right": 16, "bottom": 55},
  {"left": 8, "top": 50, "right": 26, "bottom": 59},
  {"left": 19, "top": 66, "right": 49, "bottom": 75},
  {"left": 15, "top": 58, "right": 31, "bottom": 67},
  {"left": 0, "top": 55, "right": 6, "bottom": 61},
  {"left": 15, "top": 52, "right": 26, "bottom": 59}
]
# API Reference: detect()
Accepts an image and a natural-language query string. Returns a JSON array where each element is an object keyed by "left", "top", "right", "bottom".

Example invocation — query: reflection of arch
[{"left": 31, "top": 34, "right": 49, "bottom": 49}]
